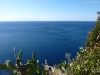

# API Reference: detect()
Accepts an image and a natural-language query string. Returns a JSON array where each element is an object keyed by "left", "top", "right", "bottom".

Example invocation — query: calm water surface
[{"left": 0, "top": 21, "right": 95, "bottom": 65}]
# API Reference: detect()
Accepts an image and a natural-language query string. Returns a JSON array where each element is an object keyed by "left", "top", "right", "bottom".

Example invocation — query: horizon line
[{"left": 0, "top": 20, "right": 96, "bottom": 22}]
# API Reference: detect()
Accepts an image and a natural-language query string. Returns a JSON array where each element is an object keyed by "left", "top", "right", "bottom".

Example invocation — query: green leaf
[
  {"left": 27, "top": 69, "right": 34, "bottom": 75},
  {"left": 5, "top": 60, "right": 16, "bottom": 70},
  {"left": 37, "top": 66, "right": 43, "bottom": 71},
  {"left": 0, "top": 64, "right": 7, "bottom": 70},
  {"left": 77, "top": 52, "right": 80, "bottom": 56},
  {"left": 51, "top": 67, "right": 55, "bottom": 72},
  {"left": 18, "top": 50, "right": 22, "bottom": 59},
  {"left": 27, "top": 59, "right": 37, "bottom": 66},
  {"left": 70, "top": 63, "right": 73, "bottom": 67},
  {"left": 14, "top": 48, "right": 18, "bottom": 58},
  {"left": 32, "top": 53, "right": 36, "bottom": 60},
  {"left": 27, "top": 59, "right": 32, "bottom": 64},
  {"left": 61, "top": 66, "right": 66, "bottom": 72},
  {"left": 84, "top": 60, "right": 88, "bottom": 64},
  {"left": 25, "top": 64, "right": 35, "bottom": 75},
  {"left": 36, "top": 69, "right": 39, "bottom": 73},
  {"left": 77, "top": 65, "right": 80, "bottom": 70}
]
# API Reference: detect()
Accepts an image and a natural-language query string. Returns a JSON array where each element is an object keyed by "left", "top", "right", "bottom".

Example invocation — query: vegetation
[{"left": 0, "top": 13, "right": 100, "bottom": 75}]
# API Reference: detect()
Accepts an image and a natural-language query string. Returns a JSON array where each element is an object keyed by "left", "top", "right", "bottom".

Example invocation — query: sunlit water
[{"left": 0, "top": 21, "right": 95, "bottom": 66}]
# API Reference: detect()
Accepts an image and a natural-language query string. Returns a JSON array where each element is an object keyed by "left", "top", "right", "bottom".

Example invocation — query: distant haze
[{"left": 0, "top": 0, "right": 100, "bottom": 21}]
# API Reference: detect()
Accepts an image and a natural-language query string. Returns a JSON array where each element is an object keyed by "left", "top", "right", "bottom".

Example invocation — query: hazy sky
[{"left": 0, "top": 0, "right": 100, "bottom": 21}]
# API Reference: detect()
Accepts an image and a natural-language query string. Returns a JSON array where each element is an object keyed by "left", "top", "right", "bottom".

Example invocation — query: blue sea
[{"left": 0, "top": 21, "right": 95, "bottom": 66}]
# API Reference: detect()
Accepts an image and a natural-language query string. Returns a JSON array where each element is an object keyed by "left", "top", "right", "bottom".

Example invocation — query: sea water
[{"left": 0, "top": 21, "right": 95, "bottom": 66}]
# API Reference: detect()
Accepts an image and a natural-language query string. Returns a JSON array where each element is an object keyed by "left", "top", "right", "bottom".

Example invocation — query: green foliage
[
  {"left": 14, "top": 48, "right": 22, "bottom": 60},
  {"left": 50, "top": 67, "right": 55, "bottom": 72},
  {"left": 32, "top": 53, "right": 37, "bottom": 60},
  {"left": 0, "top": 50, "right": 44, "bottom": 75},
  {"left": 5, "top": 60, "right": 16, "bottom": 70},
  {"left": 25, "top": 53, "right": 43, "bottom": 75},
  {"left": 0, "top": 64, "right": 7, "bottom": 70},
  {"left": 86, "top": 16, "right": 100, "bottom": 49},
  {"left": 63, "top": 15, "right": 100, "bottom": 75}
]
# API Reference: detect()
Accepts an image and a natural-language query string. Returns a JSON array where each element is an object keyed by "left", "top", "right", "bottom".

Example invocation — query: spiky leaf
[
  {"left": 14, "top": 48, "right": 18, "bottom": 58},
  {"left": 32, "top": 53, "right": 36, "bottom": 60},
  {"left": 18, "top": 50, "right": 22, "bottom": 59},
  {"left": 0, "top": 64, "right": 7, "bottom": 70},
  {"left": 5, "top": 60, "right": 16, "bottom": 70}
]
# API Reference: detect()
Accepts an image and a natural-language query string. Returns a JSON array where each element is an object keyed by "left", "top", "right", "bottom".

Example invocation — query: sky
[{"left": 0, "top": 0, "right": 100, "bottom": 21}]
